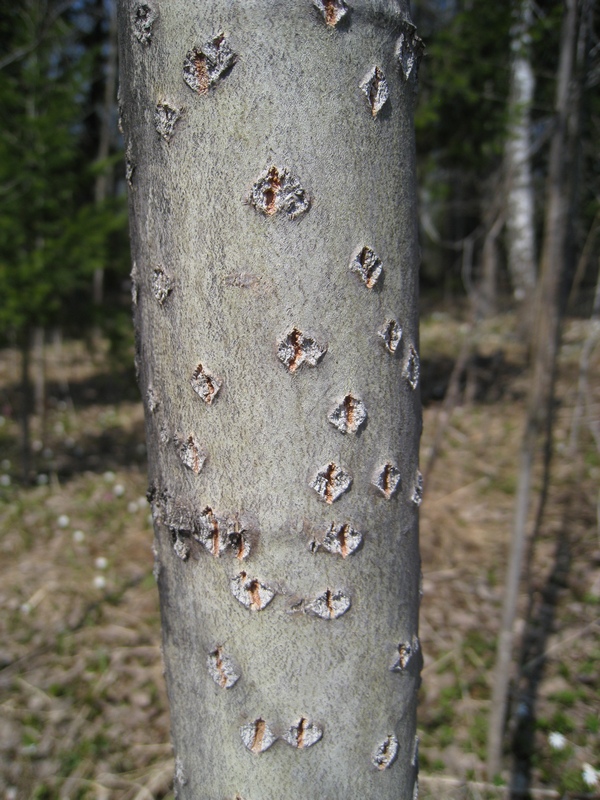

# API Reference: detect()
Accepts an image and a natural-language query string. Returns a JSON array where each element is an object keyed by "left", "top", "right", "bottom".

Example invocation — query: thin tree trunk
[
  {"left": 118, "top": 2, "right": 422, "bottom": 798},
  {"left": 93, "top": 0, "right": 118, "bottom": 308},
  {"left": 487, "top": 0, "right": 579, "bottom": 781},
  {"left": 19, "top": 331, "right": 32, "bottom": 484},
  {"left": 504, "top": 0, "right": 536, "bottom": 306}
]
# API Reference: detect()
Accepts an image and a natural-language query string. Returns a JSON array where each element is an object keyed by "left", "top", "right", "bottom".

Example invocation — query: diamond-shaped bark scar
[
  {"left": 183, "top": 33, "right": 236, "bottom": 94},
  {"left": 350, "top": 246, "right": 383, "bottom": 288},
  {"left": 277, "top": 328, "right": 327, "bottom": 373},
  {"left": 311, "top": 463, "right": 352, "bottom": 504},
  {"left": 249, "top": 166, "right": 310, "bottom": 219}
]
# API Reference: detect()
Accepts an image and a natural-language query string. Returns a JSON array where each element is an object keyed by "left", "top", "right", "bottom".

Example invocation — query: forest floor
[{"left": 0, "top": 309, "right": 598, "bottom": 800}]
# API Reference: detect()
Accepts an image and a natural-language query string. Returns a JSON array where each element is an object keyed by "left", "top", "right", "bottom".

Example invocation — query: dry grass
[{"left": 0, "top": 315, "right": 598, "bottom": 798}]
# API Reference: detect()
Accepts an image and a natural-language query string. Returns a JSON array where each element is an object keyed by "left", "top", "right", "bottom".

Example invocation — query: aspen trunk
[
  {"left": 117, "top": 2, "right": 422, "bottom": 797},
  {"left": 504, "top": 0, "right": 536, "bottom": 305}
]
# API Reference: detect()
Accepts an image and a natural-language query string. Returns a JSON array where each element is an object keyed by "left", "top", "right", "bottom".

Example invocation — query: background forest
[{"left": 0, "top": 1, "right": 599, "bottom": 798}]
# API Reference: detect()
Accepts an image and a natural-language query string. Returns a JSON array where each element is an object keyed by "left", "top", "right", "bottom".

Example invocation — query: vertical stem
[{"left": 20, "top": 331, "right": 32, "bottom": 484}]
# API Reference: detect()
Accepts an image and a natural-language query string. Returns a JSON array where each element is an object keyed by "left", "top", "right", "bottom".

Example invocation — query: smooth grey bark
[
  {"left": 118, "top": 2, "right": 422, "bottom": 798},
  {"left": 504, "top": 0, "right": 536, "bottom": 305}
]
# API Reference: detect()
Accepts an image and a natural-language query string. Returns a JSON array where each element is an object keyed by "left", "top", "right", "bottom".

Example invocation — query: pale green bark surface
[{"left": 118, "top": 2, "right": 421, "bottom": 797}]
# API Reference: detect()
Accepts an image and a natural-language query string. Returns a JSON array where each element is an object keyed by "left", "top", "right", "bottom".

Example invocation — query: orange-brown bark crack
[
  {"left": 251, "top": 719, "right": 266, "bottom": 753},
  {"left": 264, "top": 166, "right": 281, "bottom": 215}
]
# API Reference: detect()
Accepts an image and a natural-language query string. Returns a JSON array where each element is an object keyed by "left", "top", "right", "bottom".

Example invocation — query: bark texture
[{"left": 118, "top": 2, "right": 421, "bottom": 798}]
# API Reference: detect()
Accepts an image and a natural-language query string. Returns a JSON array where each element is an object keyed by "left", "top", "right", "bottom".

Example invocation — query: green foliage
[
  {"left": 416, "top": 0, "right": 512, "bottom": 171},
  {"left": 0, "top": 1, "right": 127, "bottom": 338}
]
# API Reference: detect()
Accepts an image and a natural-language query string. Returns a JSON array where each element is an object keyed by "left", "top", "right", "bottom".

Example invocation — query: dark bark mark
[
  {"left": 151, "top": 266, "right": 173, "bottom": 304},
  {"left": 313, "top": 0, "right": 349, "bottom": 27},
  {"left": 395, "top": 21, "right": 425, "bottom": 82},
  {"left": 241, "top": 718, "right": 277, "bottom": 753},
  {"left": 378, "top": 318, "right": 402, "bottom": 354},
  {"left": 327, "top": 522, "right": 361, "bottom": 557},
  {"left": 311, "top": 462, "right": 352, "bottom": 504},
  {"left": 231, "top": 572, "right": 275, "bottom": 610},
  {"left": 191, "top": 362, "right": 221, "bottom": 404},
  {"left": 283, "top": 717, "right": 323, "bottom": 748},
  {"left": 154, "top": 102, "right": 181, "bottom": 141},
  {"left": 372, "top": 462, "right": 401, "bottom": 500},
  {"left": 207, "top": 646, "right": 240, "bottom": 689},
  {"left": 183, "top": 34, "right": 237, "bottom": 95},
  {"left": 360, "top": 66, "right": 389, "bottom": 117},
  {"left": 249, "top": 166, "right": 310, "bottom": 219},
  {"left": 328, "top": 394, "right": 367, "bottom": 434},
  {"left": 175, "top": 434, "right": 206, "bottom": 475},
  {"left": 305, "top": 588, "right": 351, "bottom": 619},
  {"left": 390, "top": 635, "right": 420, "bottom": 671},
  {"left": 350, "top": 245, "right": 383, "bottom": 288},
  {"left": 132, "top": 3, "right": 156, "bottom": 45},
  {"left": 403, "top": 344, "right": 420, "bottom": 390},
  {"left": 277, "top": 327, "right": 327, "bottom": 373},
  {"left": 372, "top": 734, "right": 399, "bottom": 770},
  {"left": 411, "top": 470, "right": 423, "bottom": 506}
]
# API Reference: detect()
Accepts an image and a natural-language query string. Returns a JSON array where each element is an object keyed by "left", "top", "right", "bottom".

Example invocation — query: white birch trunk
[
  {"left": 504, "top": 0, "right": 536, "bottom": 303},
  {"left": 117, "top": 2, "right": 422, "bottom": 797}
]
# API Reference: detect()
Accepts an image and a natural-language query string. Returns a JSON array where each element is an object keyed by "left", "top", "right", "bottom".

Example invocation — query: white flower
[
  {"left": 113, "top": 484, "right": 125, "bottom": 497},
  {"left": 95, "top": 557, "right": 108, "bottom": 570},
  {"left": 548, "top": 732, "right": 567, "bottom": 750},
  {"left": 0, "top": 475, "right": 10, "bottom": 487},
  {"left": 582, "top": 764, "right": 599, "bottom": 788},
  {"left": 20, "top": 603, "right": 31, "bottom": 615},
  {"left": 93, "top": 575, "right": 106, "bottom": 589},
  {"left": 36, "top": 474, "right": 49, "bottom": 485},
  {"left": 57, "top": 514, "right": 70, "bottom": 528},
  {"left": 0, "top": 458, "right": 10, "bottom": 469},
  {"left": 103, "top": 471, "right": 115, "bottom": 483},
  {"left": 73, "top": 530, "right": 85, "bottom": 543},
  {"left": 127, "top": 501, "right": 138, "bottom": 513}
]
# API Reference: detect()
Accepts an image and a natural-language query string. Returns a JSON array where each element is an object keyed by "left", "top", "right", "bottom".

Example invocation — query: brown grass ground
[{"left": 0, "top": 312, "right": 598, "bottom": 799}]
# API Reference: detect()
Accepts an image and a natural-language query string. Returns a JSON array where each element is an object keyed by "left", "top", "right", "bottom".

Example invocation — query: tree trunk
[
  {"left": 504, "top": 0, "right": 536, "bottom": 306},
  {"left": 117, "top": 2, "right": 422, "bottom": 798},
  {"left": 93, "top": 0, "right": 118, "bottom": 309},
  {"left": 487, "top": 0, "right": 579, "bottom": 782}
]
